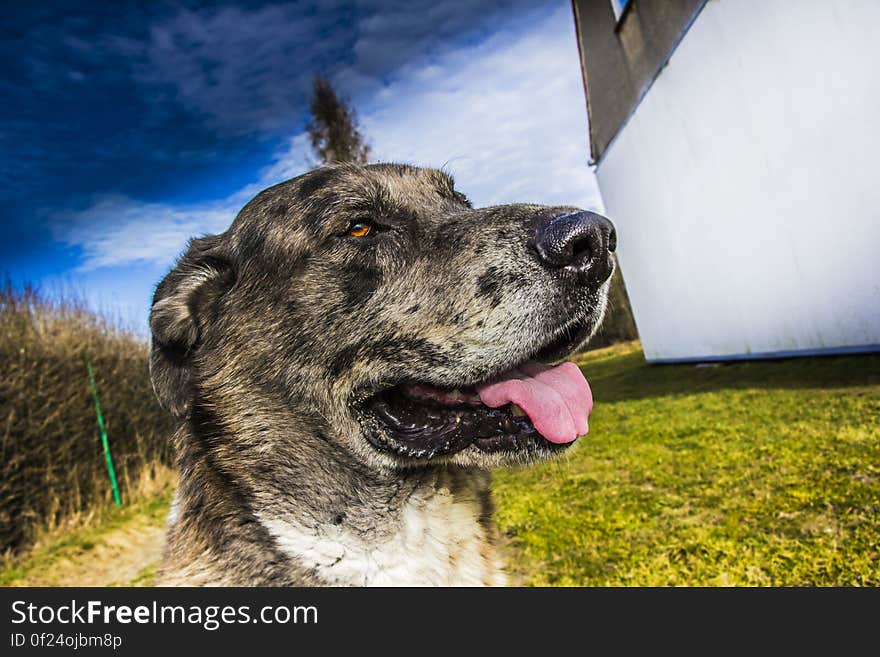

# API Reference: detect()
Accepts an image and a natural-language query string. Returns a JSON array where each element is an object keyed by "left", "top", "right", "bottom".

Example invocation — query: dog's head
[{"left": 150, "top": 163, "right": 616, "bottom": 470}]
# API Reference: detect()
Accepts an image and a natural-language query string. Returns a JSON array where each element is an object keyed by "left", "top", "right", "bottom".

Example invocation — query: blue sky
[{"left": 1, "top": 0, "right": 602, "bottom": 334}]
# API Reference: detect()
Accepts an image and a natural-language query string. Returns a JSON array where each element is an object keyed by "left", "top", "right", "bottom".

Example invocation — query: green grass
[
  {"left": 125, "top": 562, "right": 159, "bottom": 588},
  {"left": 0, "top": 493, "right": 172, "bottom": 587},
  {"left": 494, "top": 341, "right": 880, "bottom": 586}
]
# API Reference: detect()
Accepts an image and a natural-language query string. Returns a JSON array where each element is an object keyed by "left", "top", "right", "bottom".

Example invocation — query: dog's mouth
[{"left": 353, "top": 320, "right": 596, "bottom": 460}]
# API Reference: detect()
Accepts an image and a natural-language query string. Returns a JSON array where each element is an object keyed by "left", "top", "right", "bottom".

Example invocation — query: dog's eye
[{"left": 347, "top": 221, "right": 373, "bottom": 238}]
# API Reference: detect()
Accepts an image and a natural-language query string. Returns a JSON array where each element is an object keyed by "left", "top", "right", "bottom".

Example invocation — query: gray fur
[{"left": 150, "top": 163, "right": 614, "bottom": 586}]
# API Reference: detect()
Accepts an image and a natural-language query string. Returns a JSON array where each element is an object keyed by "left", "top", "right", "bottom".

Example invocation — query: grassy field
[
  {"left": 0, "top": 487, "right": 173, "bottom": 587},
  {"left": 3, "top": 340, "right": 878, "bottom": 586},
  {"left": 494, "top": 341, "right": 880, "bottom": 586}
]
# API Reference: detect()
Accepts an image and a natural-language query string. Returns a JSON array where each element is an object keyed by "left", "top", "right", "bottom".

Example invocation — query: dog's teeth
[
  {"left": 447, "top": 389, "right": 464, "bottom": 401},
  {"left": 510, "top": 404, "right": 526, "bottom": 417}
]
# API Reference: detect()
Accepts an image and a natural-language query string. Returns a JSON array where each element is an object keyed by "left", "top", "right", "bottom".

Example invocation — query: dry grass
[{"left": 0, "top": 281, "right": 173, "bottom": 554}]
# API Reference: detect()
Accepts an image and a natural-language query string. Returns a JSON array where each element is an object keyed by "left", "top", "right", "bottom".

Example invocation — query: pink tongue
[{"left": 476, "top": 361, "right": 592, "bottom": 444}]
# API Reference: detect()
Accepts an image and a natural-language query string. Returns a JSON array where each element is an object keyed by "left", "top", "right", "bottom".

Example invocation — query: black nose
[{"left": 533, "top": 210, "right": 617, "bottom": 282}]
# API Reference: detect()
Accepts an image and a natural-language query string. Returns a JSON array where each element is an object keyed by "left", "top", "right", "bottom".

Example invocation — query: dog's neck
[
  {"left": 257, "top": 465, "right": 506, "bottom": 586},
  {"left": 160, "top": 425, "right": 506, "bottom": 586}
]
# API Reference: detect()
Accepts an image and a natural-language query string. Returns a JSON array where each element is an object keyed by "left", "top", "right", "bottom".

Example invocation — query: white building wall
[{"left": 597, "top": 0, "right": 880, "bottom": 362}]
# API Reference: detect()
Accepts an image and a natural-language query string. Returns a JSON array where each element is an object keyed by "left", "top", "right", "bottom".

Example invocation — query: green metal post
[{"left": 86, "top": 358, "right": 122, "bottom": 507}]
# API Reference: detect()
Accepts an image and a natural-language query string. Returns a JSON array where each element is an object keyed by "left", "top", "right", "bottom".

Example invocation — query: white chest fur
[{"left": 259, "top": 479, "right": 506, "bottom": 587}]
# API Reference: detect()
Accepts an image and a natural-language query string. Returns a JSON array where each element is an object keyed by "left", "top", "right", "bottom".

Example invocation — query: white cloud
[
  {"left": 53, "top": 196, "right": 236, "bottom": 271},
  {"left": 359, "top": 4, "right": 602, "bottom": 211},
  {"left": 53, "top": 133, "right": 314, "bottom": 271},
  {"left": 56, "top": 4, "right": 602, "bottom": 273},
  {"left": 135, "top": 0, "right": 553, "bottom": 136}
]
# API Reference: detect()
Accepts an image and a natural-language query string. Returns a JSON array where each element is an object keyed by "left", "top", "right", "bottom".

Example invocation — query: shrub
[{"left": 0, "top": 282, "right": 173, "bottom": 553}]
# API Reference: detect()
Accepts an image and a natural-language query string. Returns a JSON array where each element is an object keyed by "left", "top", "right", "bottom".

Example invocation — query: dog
[{"left": 149, "top": 163, "right": 616, "bottom": 586}]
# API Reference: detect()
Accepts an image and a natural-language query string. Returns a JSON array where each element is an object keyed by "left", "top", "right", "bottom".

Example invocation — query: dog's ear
[{"left": 149, "top": 234, "right": 235, "bottom": 418}]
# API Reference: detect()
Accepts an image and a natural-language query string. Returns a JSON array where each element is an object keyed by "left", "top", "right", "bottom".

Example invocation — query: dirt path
[
  {"left": 20, "top": 521, "right": 165, "bottom": 587},
  {"left": 3, "top": 496, "right": 170, "bottom": 587}
]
